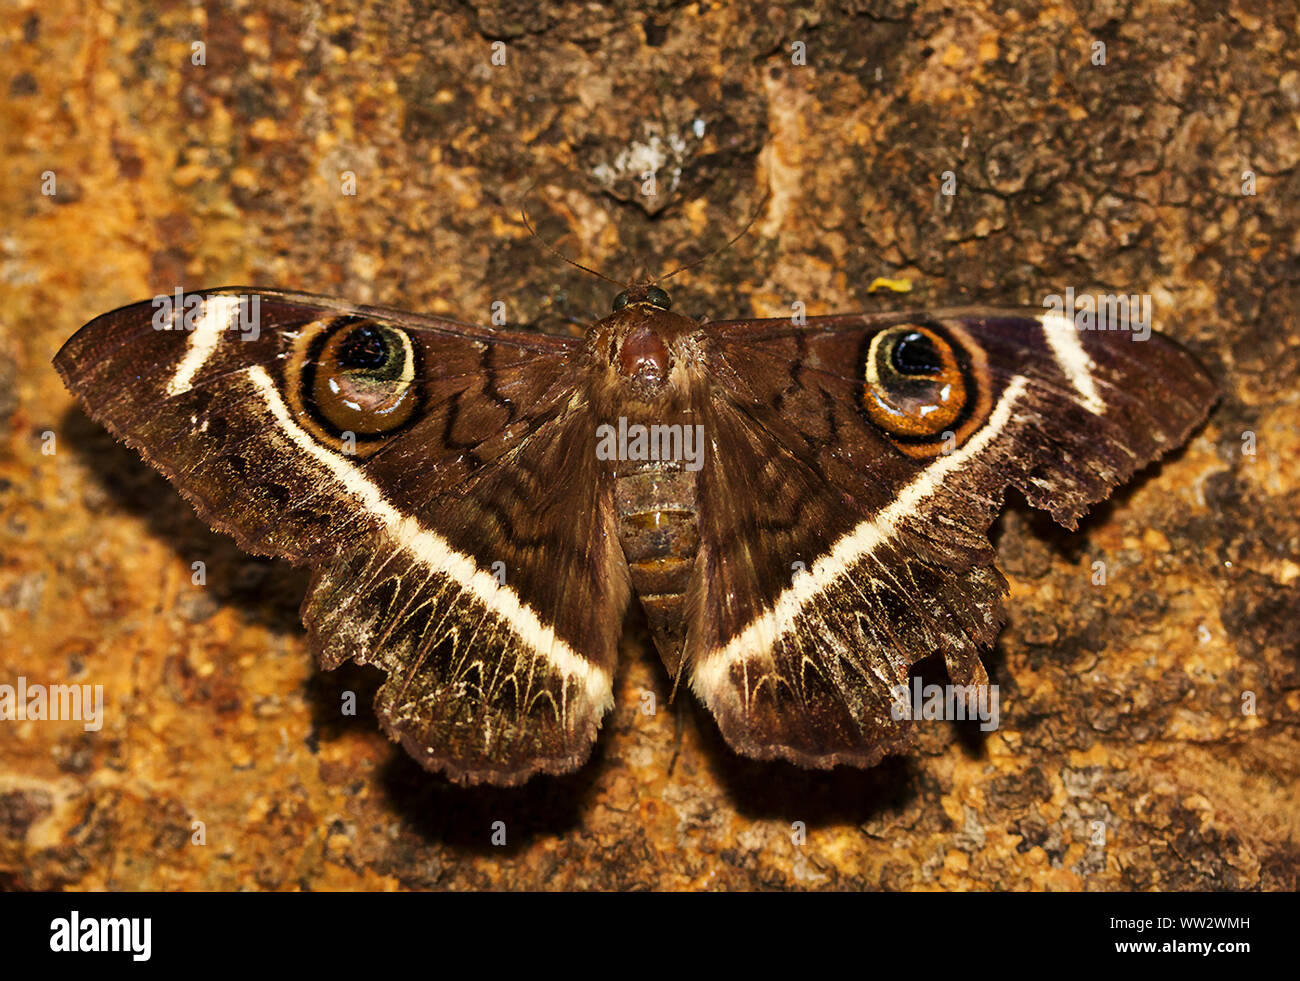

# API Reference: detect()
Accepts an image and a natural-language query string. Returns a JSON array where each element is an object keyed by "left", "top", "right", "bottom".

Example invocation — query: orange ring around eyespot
[
  {"left": 862, "top": 322, "right": 993, "bottom": 460},
  {"left": 311, "top": 326, "right": 418, "bottom": 435},
  {"left": 284, "top": 317, "right": 420, "bottom": 457}
]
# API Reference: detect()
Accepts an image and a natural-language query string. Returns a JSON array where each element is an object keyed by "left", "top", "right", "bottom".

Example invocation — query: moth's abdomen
[{"left": 614, "top": 463, "right": 699, "bottom": 672}]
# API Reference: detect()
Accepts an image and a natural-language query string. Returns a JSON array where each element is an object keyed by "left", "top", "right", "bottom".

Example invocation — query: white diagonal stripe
[
  {"left": 1039, "top": 311, "right": 1106, "bottom": 414},
  {"left": 167, "top": 294, "right": 242, "bottom": 396},
  {"left": 246, "top": 365, "right": 613, "bottom": 710},
  {"left": 692, "top": 375, "right": 1030, "bottom": 699}
]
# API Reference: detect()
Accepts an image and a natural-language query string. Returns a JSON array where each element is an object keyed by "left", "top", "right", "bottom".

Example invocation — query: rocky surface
[{"left": 1, "top": 0, "right": 1296, "bottom": 890}]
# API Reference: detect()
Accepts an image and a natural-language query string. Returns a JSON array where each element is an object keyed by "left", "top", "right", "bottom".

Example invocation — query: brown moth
[{"left": 55, "top": 282, "right": 1216, "bottom": 784}]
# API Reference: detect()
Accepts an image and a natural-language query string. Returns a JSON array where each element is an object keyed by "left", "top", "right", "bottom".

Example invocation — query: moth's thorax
[
  {"left": 618, "top": 324, "right": 671, "bottom": 392},
  {"left": 586, "top": 306, "right": 704, "bottom": 412}
]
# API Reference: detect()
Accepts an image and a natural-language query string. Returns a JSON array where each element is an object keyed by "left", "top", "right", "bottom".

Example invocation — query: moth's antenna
[
  {"left": 653, "top": 189, "right": 771, "bottom": 284},
  {"left": 520, "top": 190, "right": 624, "bottom": 288}
]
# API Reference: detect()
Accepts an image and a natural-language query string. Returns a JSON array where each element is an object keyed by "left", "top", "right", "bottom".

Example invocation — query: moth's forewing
[
  {"left": 686, "top": 310, "right": 1215, "bottom": 767},
  {"left": 56, "top": 288, "right": 625, "bottom": 785}
]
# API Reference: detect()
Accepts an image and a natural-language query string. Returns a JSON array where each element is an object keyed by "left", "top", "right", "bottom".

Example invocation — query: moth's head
[
  {"left": 611, "top": 284, "right": 672, "bottom": 313},
  {"left": 588, "top": 285, "right": 700, "bottom": 408}
]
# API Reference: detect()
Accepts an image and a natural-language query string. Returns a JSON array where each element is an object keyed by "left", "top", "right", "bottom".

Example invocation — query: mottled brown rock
[{"left": 1, "top": 0, "right": 1296, "bottom": 890}]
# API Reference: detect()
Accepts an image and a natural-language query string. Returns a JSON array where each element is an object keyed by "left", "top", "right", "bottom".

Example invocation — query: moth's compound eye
[
  {"left": 862, "top": 324, "right": 977, "bottom": 453},
  {"left": 612, "top": 286, "right": 672, "bottom": 311},
  {"left": 644, "top": 285, "right": 672, "bottom": 311}
]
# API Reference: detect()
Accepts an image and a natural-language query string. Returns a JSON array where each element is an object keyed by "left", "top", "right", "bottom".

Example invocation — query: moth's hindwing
[
  {"left": 687, "top": 309, "right": 1216, "bottom": 767},
  {"left": 56, "top": 288, "right": 627, "bottom": 785}
]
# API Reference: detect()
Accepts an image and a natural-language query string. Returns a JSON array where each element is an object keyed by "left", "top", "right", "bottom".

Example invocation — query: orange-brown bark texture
[{"left": 1, "top": 0, "right": 1297, "bottom": 890}]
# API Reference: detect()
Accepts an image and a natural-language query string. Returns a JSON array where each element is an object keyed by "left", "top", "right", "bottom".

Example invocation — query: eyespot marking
[
  {"left": 861, "top": 322, "right": 991, "bottom": 459},
  {"left": 283, "top": 317, "right": 422, "bottom": 456}
]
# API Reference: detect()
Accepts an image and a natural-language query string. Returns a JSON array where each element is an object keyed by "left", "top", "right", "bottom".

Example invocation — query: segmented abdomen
[{"left": 613, "top": 462, "right": 699, "bottom": 671}]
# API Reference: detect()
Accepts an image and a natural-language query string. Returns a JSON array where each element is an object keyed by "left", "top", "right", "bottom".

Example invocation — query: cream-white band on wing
[
  {"left": 245, "top": 365, "right": 614, "bottom": 710},
  {"left": 692, "top": 374, "right": 1031, "bottom": 700},
  {"left": 1039, "top": 311, "right": 1106, "bottom": 415},
  {"left": 167, "top": 294, "right": 243, "bottom": 396}
]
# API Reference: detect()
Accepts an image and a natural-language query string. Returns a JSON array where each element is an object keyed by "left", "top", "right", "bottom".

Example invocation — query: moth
[{"left": 56, "top": 281, "right": 1216, "bottom": 784}]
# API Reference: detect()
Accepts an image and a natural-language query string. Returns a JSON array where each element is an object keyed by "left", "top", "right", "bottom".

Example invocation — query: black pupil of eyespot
[
  {"left": 891, "top": 331, "right": 943, "bottom": 374},
  {"left": 338, "top": 325, "right": 388, "bottom": 369}
]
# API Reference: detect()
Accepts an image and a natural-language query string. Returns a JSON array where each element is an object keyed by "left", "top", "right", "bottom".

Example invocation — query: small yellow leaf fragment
[{"left": 867, "top": 276, "right": 913, "bottom": 294}]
